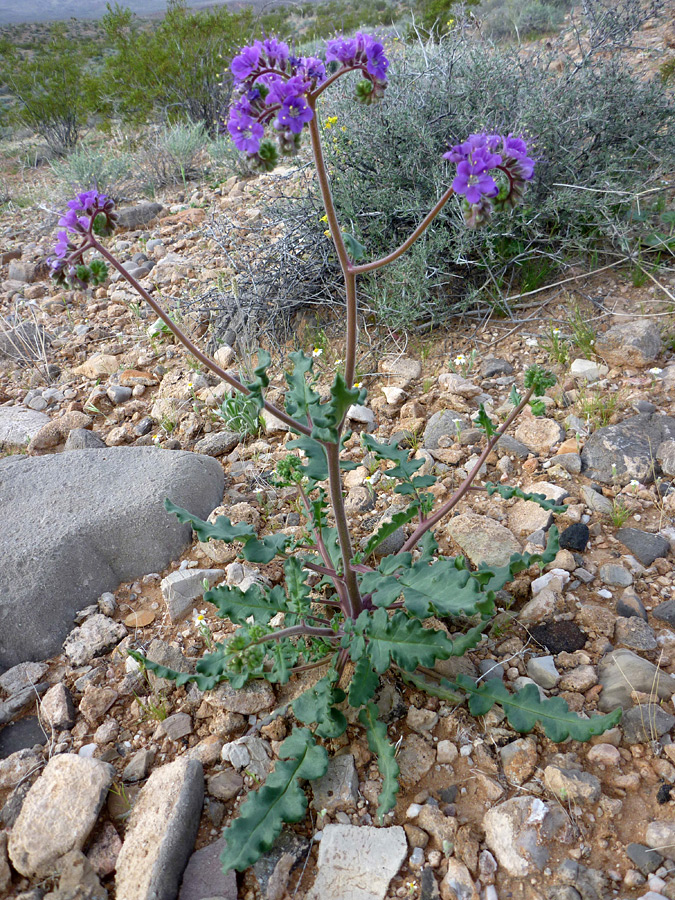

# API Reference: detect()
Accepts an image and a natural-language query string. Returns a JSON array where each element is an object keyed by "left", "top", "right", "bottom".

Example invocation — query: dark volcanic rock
[
  {"left": 530, "top": 621, "right": 587, "bottom": 654},
  {"left": 559, "top": 523, "right": 589, "bottom": 553},
  {"left": 616, "top": 528, "right": 670, "bottom": 566}
]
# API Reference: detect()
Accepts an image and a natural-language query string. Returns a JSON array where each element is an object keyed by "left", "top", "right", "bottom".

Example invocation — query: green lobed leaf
[
  {"left": 284, "top": 557, "right": 312, "bottom": 619},
  {"left": 361, "top": 505, "right": 419, "bottom": 558},
  {"left": 267, "top": 641, "right": 299, "bottom": 684},
  {"left": 454, "top": 674, "right": 622, "bottom": 742},
  {"left": 484, "top": 482, "right": 567, "bottom": 513},
  {"left": 354, "top": 608, "right": 455, "bottom": 673},
  {"left": 205, "top": 582, "right": 289, "bottom": 626},
  {"left": 359, "top": 557, "right": 496, "bottom": 619},
  {"left": 244, "top": 349, "right": 272, "bottom": 413},
  {"left": 358, "top": 702, "right": 399, "bottom": 822},
  {"left": 476, "top": 404, "right": 497, "bottom": 437},
  {"left": 285, "top": 351, "right": 320, "bottom": 425},
  {"left": 398, "top": 670, "right": 463, "bottom": 703},
  {"left": 348, "top": 655, "right": 380, "bottom": 707},
  {"left": 286, "top": 436, "right": 328, "bottom": 483},
  {"left": 292, "top": 669, "right": 348, "bottom": 738},
  {"left": 310, "top": 373, "right": 361, "bottom": 443},
  {"left": 220, "top": 728, "right": 328, "bottom": 871},
  {"left": 165, "top": 499, "right": 290, "bottom": 564},
  {"left": 343, "top": 232, "right": 367, "bottom": 261}
]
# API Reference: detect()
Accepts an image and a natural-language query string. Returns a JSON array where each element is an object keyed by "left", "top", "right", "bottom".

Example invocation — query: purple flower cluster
[
  {"left": 48, "top": 190, "right": 116, "bottom": 283},
  {"left": 444, "top": 132, "right": 535, "bottom": 227},
  {"left": 224, "top": 33, "right": 389, "bottom": 170}
]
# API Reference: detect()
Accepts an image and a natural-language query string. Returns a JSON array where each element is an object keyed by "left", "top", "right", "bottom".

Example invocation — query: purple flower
[
  {"left": 501, "top": 133, "right": 535, "bottom": 181},
  {"left": 263, "top": 38, "right": 289, "bottom": 66},
  {"left": 297, "top": 56, "right": 326, "bottom": 83},
  {"left": 452, "top": 156, "right": 499, "bottom": 205},
  {"left": 365, "top": 40, "right": 389, "bottom": 81},
  {"left": 326, "top": 37, "right": 358, "bottom": 64},
  {"left": 228, "top": 109, "right": 264, "bottom": 153},
  {"left": 59, "top": 208, "right": 89, "bottom": 232},
  {"left": 276, "top": 95, "right": 313, "bottom": 134},
  {"left": 263, "top": 74, "right": 308, "bottom": 105},
  {"left": 53, "top": 229, "right": 70, "bottom": 259},
  {"left": 231, "top": 41, "right": 262, "bottom": 82}
]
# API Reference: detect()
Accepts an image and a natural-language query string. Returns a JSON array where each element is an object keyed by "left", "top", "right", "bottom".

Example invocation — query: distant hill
[{"left": 0, "top": 0, "right": 257, "bottom": 25}]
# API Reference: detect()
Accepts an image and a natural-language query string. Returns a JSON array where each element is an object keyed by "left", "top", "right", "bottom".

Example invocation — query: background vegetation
[{"left": 0, "top": 0, "right": 671, "bottom": 334}]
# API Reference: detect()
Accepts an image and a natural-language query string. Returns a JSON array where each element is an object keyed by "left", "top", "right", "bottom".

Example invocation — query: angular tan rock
[
  {"left": 73, "top": 353, "right": 120, "bottom": 379},
  {"left": 28, "top": 411, "right": 93, "bottom": 451},
  {"left": 446, "top": 513, "right": 521, "bottom": 567},
  {"left": 115, "top": 758, "right": 204, "bottom": 900},
  {"left": 8, "top": 754, "right": 114, "bottom": 877}
]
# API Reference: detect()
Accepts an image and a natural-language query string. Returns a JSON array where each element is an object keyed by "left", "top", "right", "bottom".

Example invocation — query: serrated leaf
[
  {"left": 311, "top": 373, "right": 361, "bottom": 443},
  {"left": 343, "top": 232, "right": 367, "bottom": 261},
  {"left": 292, "top": 670, "right": 347, "bottom": 738},
  {"left": 418, "top": 530, "right": 439, "bottom": 562},
  {"left": 359, "top": 702, "right": 399, "bottom": 822},
  {"left": 287, "top": 436, "right": 328, "bottom": 483},
  {"left": 165, "top": 499, "right": 290, "bottom": 563},
  {"left": 362, "top": 506, "right": 419, "bottom": 557},
  {"left": 359, "top": 557, "right": 496, "bottom": 619},
  {"left": 267, "top": 641, "right": 299, "bottom": 684},
  {"left": 285, "top": 351, "right": 320, "bottom": 425},
  {"left": 355, "top": 608, "right": 454, "bottom": 673},
  {"left": 476, "top": 404, "right": 497, "bottom": 437},
  {"left": 220, "top": 728, "right": 328, "bottom": 871},
  {"left": 484, "top": 482, "right": 567, "bottom": 512},
  {"left": 455, "top": 674, "right": 622, "bottom": 742},
  {"left": 398, "top": 670, "right": 463, "bottom": 702},
  {"left": 205, "top": 582, "right": 289, "bottom": 625},
  {"left": 348, "top": 656, "right": 379, "bottom": 706},
  {"left": 244, "top": 349, "right": 271, "bottom": 413},
  {"left": 284, "top": 557, "right": 312, "bottom": 619}
]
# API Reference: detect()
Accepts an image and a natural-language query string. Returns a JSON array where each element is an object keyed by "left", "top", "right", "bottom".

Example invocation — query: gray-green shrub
[{"left": 258, "top": 32, "right": 673, "bottom": 328}]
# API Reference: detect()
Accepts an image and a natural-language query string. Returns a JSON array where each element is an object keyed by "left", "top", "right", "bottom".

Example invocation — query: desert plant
[
  {"left": 0, "top": 25, "right": 98, "bottom": 154},
  {"left": 260, "top": 30, "right": 674, "bottom": 328},
  {"left": 217, "top": 391, "right": 263, "bottom": 439},
  {"left": 100, "top": 0, "right": 253, "bottom": 132},
  {"left": 48, "top": 36, "right": 621, "bottom": 875},
  {"left": 51, "top": 144, "right": 133, "bottom": 200},
  {"left": 134, "top": 122, "right": 208, "bottom": 191}
]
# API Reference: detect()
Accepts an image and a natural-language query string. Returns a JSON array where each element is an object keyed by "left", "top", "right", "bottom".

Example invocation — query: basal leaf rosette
[
  {"left": 223, "top": 34, "right": 390, "bottom": 171},
  {"left": 444, "top": 132, "right": 535, "bottom": 228}
]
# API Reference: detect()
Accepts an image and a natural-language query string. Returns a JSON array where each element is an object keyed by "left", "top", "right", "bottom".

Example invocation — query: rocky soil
[{"left": 1, "top": 17, "right": 675, "bottom": 900}]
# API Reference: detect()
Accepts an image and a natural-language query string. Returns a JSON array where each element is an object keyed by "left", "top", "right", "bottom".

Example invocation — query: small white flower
[
  {"left": 153, "top": 435, "right": 161, "bottom": 444},
  {"left": 454, "top": 354, "right": 466, "bottom": 366},
  {"left": 354, "top": 381, "right": 363, "bottom": 389},
  {"left": 312, "top": 347, "right": 323, "bottom": 358},
  {"left": 649, "top": 367, "right": 663, "bottom": 375},
  {"left": 629, "top": 479, "right": 640, "bottom": 488},
  {"left": 187, "top": 381, "right": 194, "bottom": 388},
  {"left": 552, "top": 327, "right": 561, "bottom": 336},
  {"left": 192, "top": 608, "right": 208, "bottom": 624}
]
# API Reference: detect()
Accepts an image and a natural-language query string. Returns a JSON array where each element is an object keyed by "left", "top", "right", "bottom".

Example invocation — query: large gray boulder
[
  {"left": 580, "top": 413, "right": 675, "bottom": 484},
  {"left": 0, "top": 448, "right": 223, "bottom": 670}
]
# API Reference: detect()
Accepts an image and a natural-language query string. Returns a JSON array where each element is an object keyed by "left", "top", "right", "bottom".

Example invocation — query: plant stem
[
  {"left": 90, "top": 238, "right": 312, "bottom": 438},
  {"left": 400, "top": 385, "right": 536, "bottom": 552},
  {"left": 251, "top": 623, "right": 338, "bottom": 647},
  {"left": 325, "top": 441, "right": 362, "bottom": 618},
  {"left": 350, "top": 185, "right": 455, "bottom": 275}
]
